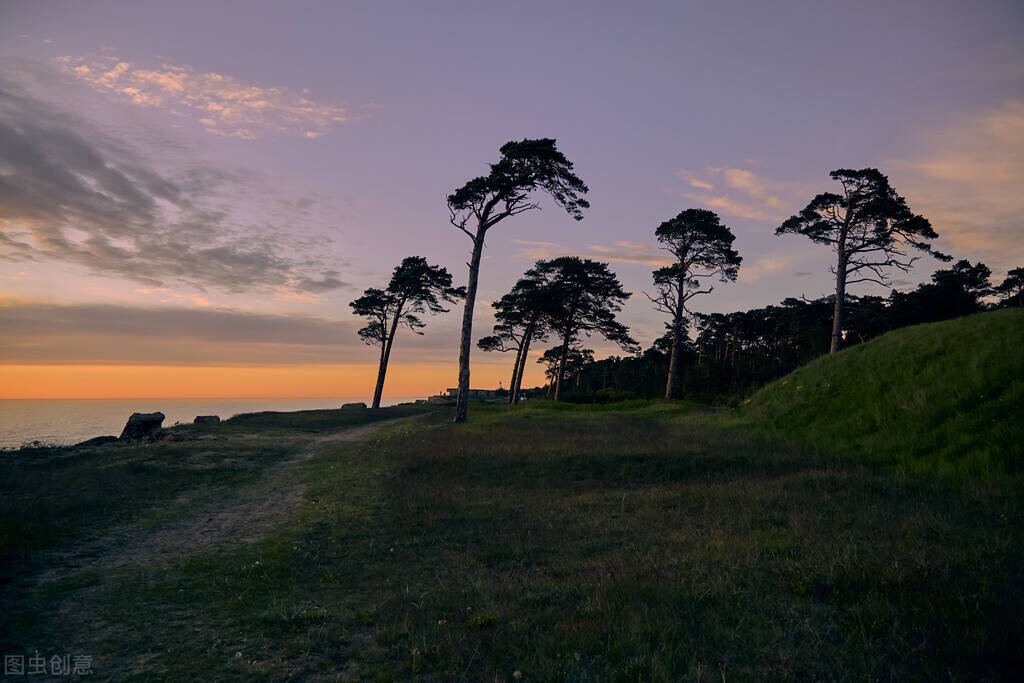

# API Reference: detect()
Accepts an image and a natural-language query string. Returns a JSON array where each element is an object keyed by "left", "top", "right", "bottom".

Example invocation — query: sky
[{"left": 1, "top": 0, "right": 1022, "bottom": 399}]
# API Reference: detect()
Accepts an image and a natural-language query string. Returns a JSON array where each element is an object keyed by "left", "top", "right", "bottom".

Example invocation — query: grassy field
[{"left": 1, "top": 311, "right": 1021, "bottom": 681}]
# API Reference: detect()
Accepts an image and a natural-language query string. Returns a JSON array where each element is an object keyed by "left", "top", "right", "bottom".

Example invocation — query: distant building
[
  {"left": 444, "top": 387, "right": 496, "bottom": 399},
  {"left": 427, "top": 387, "right": 497, "bottom": 403}
]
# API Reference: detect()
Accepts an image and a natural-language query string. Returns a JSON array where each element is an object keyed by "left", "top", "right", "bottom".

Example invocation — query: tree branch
[
  {"left": 845, "top": 275, "right": 891, "bottom": 286},
  {"left": 449, "top": 206, "right": 478, "bottom": 242}
]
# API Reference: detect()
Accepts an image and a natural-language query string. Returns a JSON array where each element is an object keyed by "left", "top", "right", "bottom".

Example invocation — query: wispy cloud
[
  {"left": 583, "top": 241, "right": 673, "bottom": 267},
  {"left": 671, "top": 167, "right": 806, "bottom": 222},
  {"left": 891, "top": 99, "right": 1024, "bottom": 271},
  {"left": 739, "top": 253, "right": 797, "bottom": 283},
  {"left": 512, "top": 239, "right": 672, "bottom": 268},
  {"left": 511, "top": 240, "right": 572, "bottom": 261},
  {"left": 57, "top": 53, "right": 358, "bottom": 140},
  {"left": 0, "top": 60, "right": 347, "bottom": 295}
]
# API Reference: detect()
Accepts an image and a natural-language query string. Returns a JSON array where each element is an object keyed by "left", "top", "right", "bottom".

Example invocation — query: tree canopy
[
  {"left": 447, "top": 139, "right": 590, "bottom": 232},
  {"left": 776, "top": 168, "right": 948, "bottom": 353}
]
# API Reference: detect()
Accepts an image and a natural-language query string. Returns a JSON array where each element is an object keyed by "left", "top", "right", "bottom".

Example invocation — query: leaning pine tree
[
  {"left": 647, "top": 209, "right": 741, "bottom": 399},
  {"left": 776, "top": 168, "right": 948, "bottom": 353},
  {"left": 448, "top": 138, "right": 589, "bottom": 423},
  {"left": 350, "top": 256, "right": 464, "bottom": 409}
]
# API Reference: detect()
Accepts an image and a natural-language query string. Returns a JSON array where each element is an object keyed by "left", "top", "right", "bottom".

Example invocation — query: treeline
[
  {"left": 557, "top": 258, "right": 1021, "bottom": 403},
  {"left": 346, "top": 139, "right": 1023, "bottom": 420}
]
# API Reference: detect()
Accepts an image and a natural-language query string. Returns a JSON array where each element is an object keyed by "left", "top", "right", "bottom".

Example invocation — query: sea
[{"left": 0, "top": 397, "right": 421, "bottom": 450}]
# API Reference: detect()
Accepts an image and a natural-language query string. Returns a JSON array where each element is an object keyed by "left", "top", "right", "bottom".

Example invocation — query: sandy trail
[{"left": 36, "top": 421, "right": 389, "bottom": 584}]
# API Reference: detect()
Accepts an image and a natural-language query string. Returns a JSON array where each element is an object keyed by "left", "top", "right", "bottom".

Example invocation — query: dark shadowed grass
[
  {"left": 0, "top": 438, "right": 294, "bottom": 581},
  {"left": 219, "top": 403, "right": 427, "bottom": 434},
  {"left": 3, "top": 401, "right": 1020, "bottom": 680}
]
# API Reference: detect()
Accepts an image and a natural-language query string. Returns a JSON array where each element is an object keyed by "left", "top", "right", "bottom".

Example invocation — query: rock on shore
[{"left": 119, "top": 412, "right": 165, "bottom": 441}]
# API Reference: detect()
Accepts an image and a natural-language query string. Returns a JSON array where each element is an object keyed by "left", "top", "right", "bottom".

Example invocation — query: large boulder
[
  {"left": 118, "top": 412, "right": 165, "bottom": 441},
  {"left": 194, "top": 415, "right": 221, "bottom": 424},
  {"left": 341, "top": 402, "right": 367, "bottom": 410}
]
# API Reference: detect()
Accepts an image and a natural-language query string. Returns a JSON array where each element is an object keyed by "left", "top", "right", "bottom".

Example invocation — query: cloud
[
  {"left": 511, "top": 239, "right": 573, "bottom": 261},
  {"left": 58, "top": 54, "right": 356, "bottom": 139},
  {"left": 583, "top": 241, "right": 673, "bottom": 267},
  {"left": 670, "top": 167, "right": 806, "bottom": 222},
  {"left": 0, "top": 60, "right": 347, "bottom": 295},
  {"left": 891, "top": 99, "right": 1024, "bottom": 271},
  {"left": 738, "top": 253, "right": 796, "bottom": 283},
  {"left": 0, "top": 299, "right": 462, "bottom": 365},
  {"left": 675, "top": 170, "right": 715, "bottom": 191},
  {"left": 512, "top": 239, "right": 672, "bottom": 267}
]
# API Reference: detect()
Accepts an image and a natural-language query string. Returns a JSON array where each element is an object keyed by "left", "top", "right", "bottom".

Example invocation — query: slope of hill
[{"left": 746, "top": 308, "right": 1024, "bottom": 475}]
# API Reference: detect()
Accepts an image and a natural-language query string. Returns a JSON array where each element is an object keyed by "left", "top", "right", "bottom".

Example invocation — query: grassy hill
[{"left": 746, "top": 308, "right": 1024, "bottom": 476}]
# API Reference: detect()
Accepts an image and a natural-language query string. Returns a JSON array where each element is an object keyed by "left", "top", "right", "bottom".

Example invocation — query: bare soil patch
[{"left": 35, "top": 421, "right": 391, "bottom": 584}]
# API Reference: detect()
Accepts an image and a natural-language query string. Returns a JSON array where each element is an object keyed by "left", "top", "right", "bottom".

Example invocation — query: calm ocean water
[{"left": 0, "top": 397, "right": 420, "bottom": 449}]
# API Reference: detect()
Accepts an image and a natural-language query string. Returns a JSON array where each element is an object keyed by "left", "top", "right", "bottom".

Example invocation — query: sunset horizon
[{"left": 0, "top": 361, "right": 510, "bottom": 400}]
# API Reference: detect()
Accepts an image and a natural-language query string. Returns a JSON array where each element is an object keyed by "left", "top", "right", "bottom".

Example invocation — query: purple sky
[{"left": 1, "top": 1, "right": 1022, "bottom": 396}]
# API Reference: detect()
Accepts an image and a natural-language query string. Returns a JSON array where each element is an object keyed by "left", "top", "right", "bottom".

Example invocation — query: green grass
[
  {"left": 1, "top": 314, "right": 1021, "bottom": 679},
  {"left": 746, "top": 308, "right": 1024, "bottom": 476}
]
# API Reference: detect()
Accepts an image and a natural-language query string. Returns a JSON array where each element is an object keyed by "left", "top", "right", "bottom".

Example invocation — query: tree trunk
[
  {"left": 507, "top": 342, "right": 524, "bottom": 405},
  {"left": 455, "top": 232, "right": 486, "bottom": 422},
  {"left": 664, "top": 332, "right": 679, "bottom": 400},
  {"left": 664, "top": 296, "right": 684, "bottom": 399},
  {"left": 554, "top": 331, "right": 572, "bottom": 401},
  {"left": 830, "top": 243, "right": 848, "bottom": 354},
  {"left": 371, "top": 344, "right": 388, "bottom": 410},
  {"left": 511, "top": 321, "right": 536, "bottom": 404},
  {"left": 371, "top": 299, "right": 406, "bottom": 409}
]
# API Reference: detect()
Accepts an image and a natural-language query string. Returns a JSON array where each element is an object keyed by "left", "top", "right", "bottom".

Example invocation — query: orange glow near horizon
[{"left": 0, "top": 362, "right": 512, "bottom": 399}]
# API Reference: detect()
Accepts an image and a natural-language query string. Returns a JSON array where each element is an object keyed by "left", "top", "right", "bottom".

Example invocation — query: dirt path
[{"left": 36, "top": 421, "right": 392, "bottom": 585}]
